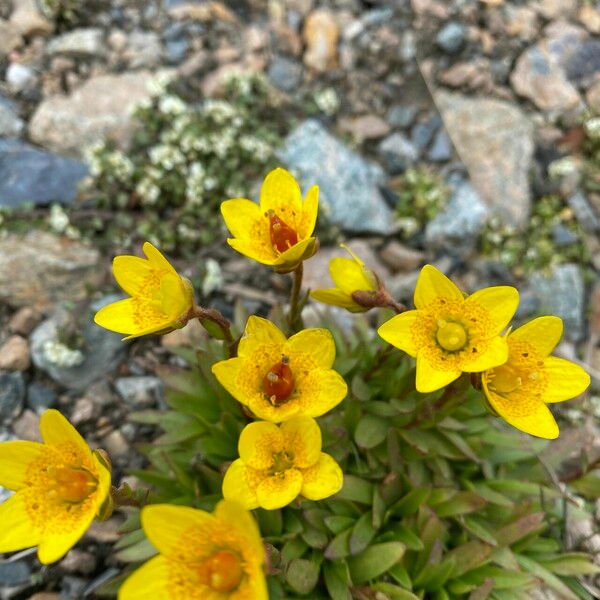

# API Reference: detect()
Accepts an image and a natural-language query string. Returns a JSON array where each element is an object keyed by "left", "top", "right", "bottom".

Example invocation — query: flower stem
[
  {"left": 287, "top": 262, "right": 304, "bottom": 333},
  {"left": 192, "top": 306, "right": 236, "bottom": 357}
]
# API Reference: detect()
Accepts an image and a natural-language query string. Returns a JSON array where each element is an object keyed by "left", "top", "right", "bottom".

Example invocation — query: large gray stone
[
  {"left": 278, "top": 119, "right": 394, "bottom": 234},
  {"left": 0, "top": 139, "right": 87, "bottom": 207},
  {"left": 530, "top": 264, "right": 585, "bottom": 342},
  {"left": 0, "top": 95, "right": 24, "bottom": 138},
  {"left": 29, "top": 71, "right": 155, "bottom": 155},
  {"left": 0, "top": 19, "right": 22, "bottom": 56},
  {"left": 46, "top": 28, "right": 105, "bottom": 57},
  {"left": 435, "top": 92, "right": 534, "bottom": 228}
]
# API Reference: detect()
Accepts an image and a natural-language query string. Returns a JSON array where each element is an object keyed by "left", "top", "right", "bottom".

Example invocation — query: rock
[
  {"left": 340, "top": 114, "right": 390, "bottom": 143},
  {"left": 0, "top": 231, "right": 100, "bottom": 310},
  {"left": 27, "top": 382, "right": 57, "bottom": 413},
  {"left": 0, "top": 371, "right": 25, "bottom": 424},
  {"left": 410, "top": 115, "right": 442, "bottom": 153},
  {"left": 268, "top": 55, "right": 303, "bottom": 92},
  {"left": 12, "top": 409, "right": 41, "bottom": 441},
  {"left": 0, "top": 95, "right": 24, "bottom": 138},
  {"left": 123, "top": 31, "right": 163, "bottom": 69},
  {"left": 102, "top": 429, "right": 129, "bottom": 458},
  {"left": 537, "top": 0, "right": 578, "bottom": 20},
  {"left": 8, "top": 307, "right": 41, "bottom": 335},
  {"left": 0, "top": 20, "right": 22, "bottom": 56},
  {"left": 6, "top": 62, "right": 37, "bottom": 93},
  {"left": 530, "top": 264, "right": 585, "bottom": 342},
  {"left": 303, "top": 9, "right": 339, "bottom": 72},
  {"left": 386, "top": 104, "right": 418, "bottom": 129},
  {"left": 70, "top": 397, "right": 97, "bottom": 425},
  {"left": 438, "top": 61, "right": 481, "bottom": 87},
  {"left": 47, "top": 28, "right": 105, "bottom": 57},
  {"left": 578, "top": 4, "right": 600, "bottom": 35},
  {"left": 0, "top": 560, "right": 31, "bottom": 586},
  {"left": 435, "top": 92, "right": 534, "bottom": 227},
  {"left": 552, "top": 223, "right": 579, "bottom": 246},
  {"left": 0, "top": 139, "right": 88, "bottom": 208},
  {"left": 425, "top": 180, "right": 490, "bottom": 255},
  {"left": 9, "top": 0, "right": 53, "bottom": 36},
  {"left": 60, "top": 550, "right": 97, "bottom": 575},
  {"left": 0, "top": 336, "right": 30, "bottom": 371},
  {"left": 510, "top": 24, "right": 585, "bottom": 112},
  {"left": 29, "top": 71, "right": 155, "bottom": 155},
  {"left": 379, "top": 241, "right": 425, "bottom": 273},
  {"left": 567, "top": 191, "right": 600, "bottom": 233},
  {"left": 377, "top": 133, "right": 418, "bottom": 174},
  {"left": 86, "top": 516, "right": 123, "bottom": 543},
  {"left": 30, "top": 296, "right": 127, "bottom": 391},
  {"left": 504, "top": 6, "right": 539, "bottom": 41},
  {"left": 162, "top": 318, "right": 205, "bottom": 348},
  {"left": 436, "top": 21, "right": 466, "bottom": 54},
  {"left": 387, "top": 270, "right": 420, "bottom": 304},
  {"left": 278, "top": 119, "right": 394, "bottom": 234},
  {"left": 427, "top": 129, "right": 453, "bottom": 162},
  {"left": 587, "top": 80, "right": 600, "bottom": 113},
  {"left": 565, "top": 39, "right": 600, "bottom": 84},
  {"left": 114, "top": 376, "right": 164, "bottom": 408}
]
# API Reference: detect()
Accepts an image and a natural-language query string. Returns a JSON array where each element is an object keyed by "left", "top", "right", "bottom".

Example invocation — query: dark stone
[
  {"left": 567, "top": 190, "right": 600, "bottom": 233},
  {"left": 427, "top": 129, "right": 453, "bottom": 162},
  {"left": 0, "top": 560, "right": 31, "bottom": 586},
  {"left": 377, "top": 133, "right": 418, "bottom": 174},
  {"left": 386, "top": 104, "right": 418, "bottom": 129},
  {"left": 165, "top": 38, "right": 189, "bottom": 64},
  {"left": 436, "top": 22, "right": 467, "bottom": 54},
  {"left": 0, "top": 139, "right": 88, "bottom": 208},
  {"left": 0, "top": 371, "right": 25, "bottom": 425},
  {"left": 411, "top": 115, "right": 442, "bottom": 152},
  {"left": 268, "top": 56, "right": 303, "bottom": 92},
  {"left": 566, "top": 39, "right": 600, "bottom": 83},
  {"left": 27, "top": 382, "right": 57, "bottom": 413}
]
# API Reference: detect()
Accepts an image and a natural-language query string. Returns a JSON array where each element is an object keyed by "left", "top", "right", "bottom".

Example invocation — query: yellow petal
[
  {"left": 259, "top": 167, "right": 303, "bottom": 229},
  {"left": 482, "top": 384, "right": 559, "bottom": 439},
  {"left": 213, "top": 500, "right": 264, "bottom": 560},
  {"left": 93, "top": 453, "right": 113, "bottom": 515},
  {"left": 238, "top": 316, "right": 287, "bottom": 357},
  {"left": 414, "top": 265, "right": 463, "bottom": 309},
  {"left": 142, "top": 242, "right": 177, "bottom": 274},
  {"left": 222, "top": 459, "right": 260, "bottom": 510},
  {"left": 211, "top": 358, "right": 244, "bottom": 404},
  {"left": 238, "top": 421, "right": 283, "bottom": 469},
  {"left": 466, "top": 286, "right": 519, "bottom": 335},
  {"left": 310, "top": 369, "right": 348, "bottom": 417},
  {"left": 463, "top": 335, "right": 509, "bottom": 372},
  {"left": 377, "top": 310, "right": 419, "bottom": 357},
  {"left": 297, "top": 184, "right": 319, "bottom": 239},
  {"left": 310, "top": 288, "right": 364, "bottom": 312},
  {"left": 38, "top": 509, "right": 96, "bottom": 563},
  {"left": 280, "top": 416, "right": 321, "bottom": 468},
  {"left": 330, "top": 256, "right": 375, "bottom": 295},
  {"left": 542, "top": 357, "right": 590, "bottom": 403},
  {"left": 0, "top": 492, "right": 41, "bottom": 554},
  {"left": 509, "top": 316, "right": 563, "bottom": 357},
  {"left": 94, "top": 298, "right": 137, "bottom": 335},
  {"left": 40, "top": 409, "right": 91, "bottom": 459},
  {"left": 142, "top": 504, "right": 213, "bottom": 555},
  {"left": 247, "top": 394, "right": 302, "bottom": 424},
  {"left": 256, "top": 469, "right": 303, "bottom": 510},
  {"left": 118, "top": 556, "right": 171, "bottom": 600},
  {"left": 159, "top": 273, "right": 192, "bottom": 321},
  {"left": 0, "top": 441, "right": 43, "bottom": 490},
  {"left": 415, "top": 351, "right": 461, "bottom": 393},
  {"left": 220, "top": 198, "right": 264, "bottom": 239},
  {"left": 274, "top": 237, "right": 317, "bottom": 269},
  {"left": 301, "top": 453, "right": 343, "bottom": 501},
  {"left": 112, "top": 255, "right": 153, "bottom": 297},
  {"left": 286, "top": 328, "right": 336, "bottom": 369},
  {"left": 227, "top": 238, "right": 277, "bottom": 265}
]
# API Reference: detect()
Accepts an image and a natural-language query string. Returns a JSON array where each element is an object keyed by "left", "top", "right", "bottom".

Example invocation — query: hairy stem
[{"left": 287, "top": 262, "right": 304, "bottom": 333}]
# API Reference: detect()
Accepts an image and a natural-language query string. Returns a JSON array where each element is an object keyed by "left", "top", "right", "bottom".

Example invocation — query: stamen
[{"left": 267, "top": 210, "right": 298, "bottom": 253}]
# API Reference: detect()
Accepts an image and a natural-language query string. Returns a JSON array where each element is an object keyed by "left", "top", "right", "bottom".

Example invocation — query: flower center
[
  {"left": 263, "top": 356, "right": 295, "bottom": 406},
  {"left": 490, "top": 364, "right": 522, "bottom": 394},
  {"left": 268, "top": 210, "right": 298, "bottom": 253},
  {"left": 436, "top": 320, "right": 468, "bottom": 352},
  {"left": 197, "top": 550, "right": 243, "bottom": 593},
  {"left": 47, "top": 465, "right": 97, "bottom": 504},
  {"left": 271, "top": 450, "right": 294, "bottom": 474}
]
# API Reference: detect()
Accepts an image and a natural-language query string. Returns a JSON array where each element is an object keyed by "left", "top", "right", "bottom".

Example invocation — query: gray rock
[
  {"left": 165, "top": 38, "right": 189, "bottom": 64},
  {"left": 0, "top": 372, "right": 25, "bottom": 425},
  {"left": 0, "top": 139, "right": 88, "bottom": 207},
  {"left": 567, "top": 190, "right": 600, "bottom": 233},
  {"left": 30, "top": 296, "right": 127, "bottom": 391},
  {"left": 552, "top": 223, "right": 579, "bottom": 246},
  {"left": 27, "top": 382, "right": 57, "bottom": 413},
  {"left": 565, "top": 39, "right": 600, "bottom": 83},
  {"left": 425, "top": 180, "right": 490, "bottom": 254},
  {"left": 0, "top": 20, "right": 22, "bottom": 56},
  {"left": 427, "top": 129, "right": 453, "bottom": 162},
  {"left": 0, "top": 560, "right": 31, "bottom": 586},
  {"left": 436, "top": 22, "right": 466, "bottom": 54},
  {"left": 124, "top": 31, "right": 163, "bottom": 69},
  {"left": 278, "top": 119, "right": 394, "bottom": 233},
  {"left": 435, "top": 92, "right": 534, "bottom": 228},
  {"left": 115, "top": 376, "right": 164, "bottom": 408},
  {"left": 530, "top": 264, "right": 585, "bottom": 342},
  {"left": 47, "top": 28, "right": 105, "bottom": 57},
  {"left": 0, "top": 95, "right": 24, "bottom": 138},
  {"left": 268, "top": 56, "right": 303, "bottom": 92},
  {"left": 377, "top": 132, "right": 418, "bottom": 174},
  {"left": 386, "top": 104, "right": 418, "bottom": 129},
  {"left": 411, "top": 115, "right": 442, "bottom": 152},
  {"left": 6, "top": 62, "right": 36, "bottom": 93}
]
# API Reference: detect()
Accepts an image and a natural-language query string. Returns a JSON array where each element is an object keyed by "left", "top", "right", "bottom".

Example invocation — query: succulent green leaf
[{"left": 347, "top": 542, "right": 406, "bottom": 584}]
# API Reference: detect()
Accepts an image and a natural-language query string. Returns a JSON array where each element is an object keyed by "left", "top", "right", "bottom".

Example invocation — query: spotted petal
[
  {"left": 414, "top": 265, "right": 463, "bottom": 309},
  {"left": 286, "top": 328, "right": 336, "bottom": 369},
  {"left": 415, "top": 350, "right": 461, "bottom": 393},
  {"left": 256, "top": 469, "right": 303, "bottom": 510},
  {"left": 466, "top": 286, "right": 519, "bottom": 335},
  {"left": 510, "top": 316, "right": 563, "bottom": 357},
  {"left": 543, "top": 357, "right": 590, "bottom": 403}
]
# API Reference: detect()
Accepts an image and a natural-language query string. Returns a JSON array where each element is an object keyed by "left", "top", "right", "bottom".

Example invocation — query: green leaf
[
  {"left": 494, "top": 513, "right": 546, "bottom": 547},
  {"left": 370, "top": 583, "right": 420, "bottom": 599},
  {"left": 434, "top": 491, "right": 487, "bottom": 518},
  {"left": 390, "top": 523, "right": 424, "bottom": 551},
  {"left": 349, "top": 512, "right": 376, "bottom": 555},
  {"left": 114, "top": 538, "right": 157, "bottom": 563},
  {"left": 325, "top": 516, "right": 356, "bottom": 535},
  {"left": 335, "top": 475, "right": 373, "bottom": 504},
  {"left": 413, "top": 558, "right": 455, "bottom": 591},
  {"left": 285, "top": 558, "right": 320, "bottom": 595},
  {"left": 391, "top": 488, "right": 430, "bottom": 517},
  {"left": 347, "top": 542, "right": 406, "bottom": 584},
  {"left": 323, "top": 562, "right": 352, "bottom": 600},
  {"left": 355, "top": 415, "right": 389, "bottom": 449},
  {"left": 515, "top": 555, "right": 578, "bottom": 600},
  {"left": 281, "top": 538, "right": 308, "bottom": 563},
  {"left": 538, "top": 553, "right": 600, "bottom": 576},
  {"left": 325, "top": 528, "right": 353, "bottom": 560},
  {"left": 570, "top": 473, "right": 600, "bottom": 500},
  {"left": 444, "top": 540, "right": 493, "bottom": 578}
]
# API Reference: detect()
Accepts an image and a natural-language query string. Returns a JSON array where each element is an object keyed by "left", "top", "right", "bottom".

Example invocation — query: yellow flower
[
  {"left": 94, "top": 241, "right": 194, "bottom": 340},
  {"left": 310, "top": 244, "right": 381, "bottom": 312},
  {"left": 221, "top": 167, "right": 319, "bottom": 271},
  {"left": 118, "top": 500, "right": 267, "bottom": 600},
  {"left": 223, "top": 416, "right": 343, "bottom": 510},
  {"left": 0, "top": 409, "right": 111, "bottom": 564},
  {"left": 482, "top": 316, "right": 590, "bottom": 439},
  {"left": 378, "top": 265, "right": 519, "bottom": 393},
  {"left": 212, "top": 316, "right": 347, "bottom": 422}
]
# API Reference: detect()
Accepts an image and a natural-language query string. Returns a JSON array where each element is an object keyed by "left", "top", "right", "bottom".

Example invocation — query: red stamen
[
  {"left": 263, "top": 355, "right": 294, "bottom": 405},
  {"left": 268, "top": 210, "right": 298, "bottom": 253}
]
